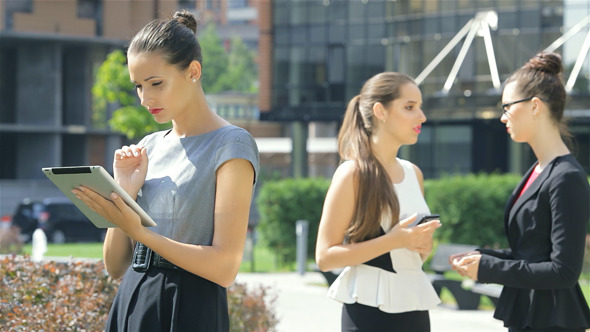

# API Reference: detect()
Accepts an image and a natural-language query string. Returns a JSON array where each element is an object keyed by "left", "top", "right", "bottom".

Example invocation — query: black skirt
[
  {"left": 105, "top": 267, "right": 229, "bottom": 332},
  {"left": 342, "top": 302, "right": 430, "bottom": 332}
]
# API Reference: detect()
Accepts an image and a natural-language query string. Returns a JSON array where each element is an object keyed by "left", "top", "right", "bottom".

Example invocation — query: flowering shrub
[
  {"left": 0, "top": 227, "right": 23, "bottom": 254},
  {"left": 0, "top": 255, "right": 279, "bottom": 331},
  {"left": 228, "top": 282, "right": 279, "bottom": 332},
  {"left": 0, "top": 255, "right": 118, "bottom": 331}
]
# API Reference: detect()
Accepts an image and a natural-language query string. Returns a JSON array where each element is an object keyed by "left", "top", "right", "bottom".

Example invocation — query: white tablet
[{"left": 41, "top": 166, "right": 157, "bottom": 228}]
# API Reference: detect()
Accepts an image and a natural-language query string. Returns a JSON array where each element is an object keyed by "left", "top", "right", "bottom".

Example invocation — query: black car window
[
  {"left": 20, "top": 206, "right": 34, "bottom": 218},
  {"left": 32, "top": 203, "right": 43, "bottom": 219}
]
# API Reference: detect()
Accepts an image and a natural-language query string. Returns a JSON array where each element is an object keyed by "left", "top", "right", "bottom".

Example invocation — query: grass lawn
[
  {"left": 21, "top": 241, "right": 288, "bottom": 272},
  {"left": 239, "top": 244, "right": 296, "bottom": 273},
  {"left": 22, "top": 242, "right": 104, "bottom": 259}
]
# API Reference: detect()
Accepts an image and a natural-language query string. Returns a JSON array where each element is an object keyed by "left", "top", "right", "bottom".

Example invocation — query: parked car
[
  {"left": 11, "top": 198, "right": 43, "bottom": 243},
  {"left": 11, "top": 197, "right": 105, "bottom": 244}
]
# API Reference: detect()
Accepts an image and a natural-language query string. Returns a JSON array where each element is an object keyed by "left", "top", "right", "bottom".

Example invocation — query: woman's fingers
[
  {"left": 458, "top": 255, "right": 478, "bottom": 266},
  {"left": 72, "top": 186, "right": 111, "bottom": 212},
  {"left": 114, "top": 145, "right": 144, "bottom": 159},
  {"left": 109, "top": 192, "right": 132, "bottom": 214},
  {"left": 416, "top": 219, "right": 441, "bottom": 231},
  {"left": 449, "top": 252, "right": 467, "bottom": 264},
  {"left": 398, "top": 213, "right": 418, "bottom": 228},
  {"left": 73, "top": 188, "right": 121, "bottom": 222}
]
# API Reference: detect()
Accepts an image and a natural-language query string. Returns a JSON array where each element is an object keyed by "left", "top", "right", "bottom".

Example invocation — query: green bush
[
  {"left": 424, "top": 173, "right": 521, "bottom": 247},
  {"left": 256, "top": 177, "right": 330, "bottom": 266},
  {"left": 0, "top": 256, "right": 279, "bottom": 331},
  {"left": 254, "top": 174, "right": 589, "bottom": 268}
]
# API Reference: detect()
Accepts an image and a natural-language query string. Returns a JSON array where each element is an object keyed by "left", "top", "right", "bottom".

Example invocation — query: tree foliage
[
  {"left": 199, "top": 23, "right": 230, "bottom": 93},
  {"left": 200, "top": 24, "right": 258, "bottom": 93},
  {"left": 221, "top": 37, "right": 258, "bottom": 93},
  {"left": 91, "top": 50, "right": 136, "bottom": 128}
]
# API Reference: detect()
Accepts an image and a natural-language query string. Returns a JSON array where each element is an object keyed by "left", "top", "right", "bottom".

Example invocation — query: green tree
[
  {"left": 91, "top": 50, "right": 170, "bottom": 140},
  {"left": 221, "top": 37, "right": 258, "bottom": 93},
  {"left": 91, "top": 50, "right": 136, "bottom": 128},
  {"left": 199, "top": 23, "right": 258, "bottom": 93},
  {"left": 199, "top": 23, "right": 230, "bottom": 93}
]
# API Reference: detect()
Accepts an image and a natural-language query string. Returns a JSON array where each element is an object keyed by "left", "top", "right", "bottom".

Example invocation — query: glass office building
[{"left": 262, "top": 0, "right": 590, "bottom": 177}]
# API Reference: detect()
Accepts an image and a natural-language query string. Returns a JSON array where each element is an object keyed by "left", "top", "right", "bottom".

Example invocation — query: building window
[
  {"left": 411, "top": 125, "right": 473, "bottom": 178},
  {"left": 227, "top": 0, "right": 247, "bottom": 9},
  {"left": 328, "top": 45, "right": 345, "bottom": 103}
]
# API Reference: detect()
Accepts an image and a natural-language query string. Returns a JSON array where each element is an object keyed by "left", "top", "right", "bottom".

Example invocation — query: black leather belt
[{"left": 132, "top": 242, "right": 179, "bottom": 272}]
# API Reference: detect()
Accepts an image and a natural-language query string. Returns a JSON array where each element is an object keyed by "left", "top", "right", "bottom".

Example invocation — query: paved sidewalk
[{"left": 235, "top": 272, "right": 506, "bottom": 332}]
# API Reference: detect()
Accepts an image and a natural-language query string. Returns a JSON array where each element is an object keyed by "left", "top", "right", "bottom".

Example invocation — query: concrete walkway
[{"left": 235, "top": 272, "right": 506, "bottom": 332}]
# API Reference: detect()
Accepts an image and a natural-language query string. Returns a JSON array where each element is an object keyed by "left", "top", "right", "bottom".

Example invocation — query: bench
[
  {"left": 469, "top": 281, "right": 502, "bottom": 305},
  {"left": 428, "top": 243, "right": 483, "bottom": 310}
]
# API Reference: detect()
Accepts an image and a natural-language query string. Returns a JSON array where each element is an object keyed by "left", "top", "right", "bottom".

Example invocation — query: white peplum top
[{"left": 327, "top": 158, "right": 441, "bottom": 313}]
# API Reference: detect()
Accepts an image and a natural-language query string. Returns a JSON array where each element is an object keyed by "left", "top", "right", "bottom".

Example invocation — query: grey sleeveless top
[{"left": 136, "top": 125, "right": 259, "bottom": 245}]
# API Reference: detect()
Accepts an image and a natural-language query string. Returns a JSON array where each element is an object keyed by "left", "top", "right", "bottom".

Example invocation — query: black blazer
[{"left": 478, "top": 154, "right": 590, "bottom": 329}]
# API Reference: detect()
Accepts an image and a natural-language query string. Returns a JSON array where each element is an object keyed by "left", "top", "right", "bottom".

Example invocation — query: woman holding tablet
[{"left": 72, "top": 9, "right": 259, "bottom": 331}]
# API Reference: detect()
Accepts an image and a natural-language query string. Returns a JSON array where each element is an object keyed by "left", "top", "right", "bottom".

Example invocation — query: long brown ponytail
[{"left": 338, "top": 72, "right": 415, "bottom": 243}]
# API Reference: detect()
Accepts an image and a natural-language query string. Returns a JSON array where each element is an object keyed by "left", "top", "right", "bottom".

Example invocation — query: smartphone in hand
[{"left": 409, "top": 214, "right": 440, "bottom": 227}]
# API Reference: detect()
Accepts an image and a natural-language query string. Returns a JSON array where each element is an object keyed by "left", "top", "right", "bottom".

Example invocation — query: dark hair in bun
[
  {"left": 522, "top": 52, "right": 563, "bottom": 76},
  {"left": 128, "top": 9, "right": 202, "bottom": 70},
  {"left": 173, "top": 10, "right": 197, "bottom": 34},
  {"left": 506, "top": 52, "right": 570, "bottom": 140}
]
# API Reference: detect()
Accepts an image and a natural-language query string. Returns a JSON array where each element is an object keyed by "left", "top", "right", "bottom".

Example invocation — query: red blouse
[{"left": 518, "top": 165, "right": 542, "bottom": 198}]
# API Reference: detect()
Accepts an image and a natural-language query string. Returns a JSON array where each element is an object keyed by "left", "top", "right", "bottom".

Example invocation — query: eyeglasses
[{"left": 501, "top": 97, "right": 533, "bottom": 113}]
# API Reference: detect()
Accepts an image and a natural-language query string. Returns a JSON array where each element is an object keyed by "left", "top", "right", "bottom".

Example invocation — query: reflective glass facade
[{"left": 265, "top": 0, "right": 590, "bottom": 176}]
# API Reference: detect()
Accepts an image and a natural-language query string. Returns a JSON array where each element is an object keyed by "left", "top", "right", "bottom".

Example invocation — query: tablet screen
[{"left": 42, "top": 166, "right": 156, "bottom": 228}]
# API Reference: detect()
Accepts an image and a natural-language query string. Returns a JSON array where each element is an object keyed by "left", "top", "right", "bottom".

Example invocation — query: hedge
[
  {"left": 256, "top": 173, "right": 590, "bottom": 266},
  {"left": 0, "top": 255, "right": 278, "bottom": 332},
  {"left": 256, "top": 177, "right": 330, "bottom": 266},
  {"left": 424, "top": 173, "right": 521, "bottom": 247}
]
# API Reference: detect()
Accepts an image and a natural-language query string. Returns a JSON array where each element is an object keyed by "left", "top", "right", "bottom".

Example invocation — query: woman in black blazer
[{"left": 450, "top": 52, "right": 590, "bottom": 332}]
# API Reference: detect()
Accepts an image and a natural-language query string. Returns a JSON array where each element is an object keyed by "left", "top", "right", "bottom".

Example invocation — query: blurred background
[
  {"left": 0, "top": 4, "right": 588, "bottom": 329},
  {"left": 0, "top": 0, "right": 589, "bottom": 242}
]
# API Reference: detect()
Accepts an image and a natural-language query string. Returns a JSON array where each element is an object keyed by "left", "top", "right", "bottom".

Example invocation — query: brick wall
[
  {"left": 0, "top": 0, "right": 5, "bottom": 31},
  {"left": 103, "top": 0, "right": 178, "bottom": 40},
  {"left": 88, "top": 135, "right": 107, "bottom": 167},
  {"left": 12, "top": 0, "right": 95, "bottom": 36},
  {"left": 257, "top": 0, "right": 272, "bottom": 113},
  {"left": 234, "top": 121, "right": 282, "bottom": 137}
]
